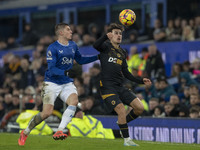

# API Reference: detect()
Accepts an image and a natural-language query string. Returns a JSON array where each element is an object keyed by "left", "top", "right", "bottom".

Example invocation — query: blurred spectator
[
  {"left": 181, "top": 19, "right": 188, "bottom": 32},
  {"left": 171, "top": 62, "right": 182, "bottom": 78},
  {"left": 82, "top": 34, "right": 91, "bottom": 46},
  {"left": 21, "top": 24, "right": 39, "bottom": 46},
  {"left": 189, "top": 94, "right": 200, "bottom": 107},
  {"left": 12, "top": 94, "right": 20, "bottom": 109},
  {"left": 81, "top": 96, "right": 104, "bottom": 115},
  {"left": 145, "top": 44, "right": 165, "bottom": 79},
  {"left": 164, "top": 102, "right": 178, "bottom": 117},
  {"left": 88, "top": 63, "right": 102, "bottom": 104},
  {"left": 194, "top": 16, "right": 200, "bottom": 39},
  {"left": 157, "top": 78, "right": 176, "bottom": 102},
  {"left": 153, "top": 19, "right": 166, "bottom": 42},
  {"left": 189, "top": 105, "right": 200, "bottom": 118},
  {"left": 152, "top": 105, "right": 165, "bottom": 117},
  {"left": 72, "top": 33, "right": 83, "bottom": 47},
  {"left": 180, "top": 86, "right": 190, "bottom": 105},
  {"left": 182, "top": 61, "right": 192, "bottom": 73},
  {"left": 0, "top": 41, "right": 7, "bottom": 50},
  {"left": 18, "top": 58, "right": 36, "bottom": 89},
  {"left": 6, "top": 36, "right": 18, "bottom": 49},
  {"left": 171, "top": 17, "right": 182, "bottom": 41},
  {"left": 88, "top": 23, "right": 101, "bottom": 42},
  {"left": 178, "top": 72, "right": 198, "bottom": 93},
  {"left": 179, "top": 105, "right": 189, "bottom": 117},
  {"left": 138, "top": 47, "right": 149, "bottom": 77},
  {"left": 3, "top": 93, "right": 13, "bottom": 112},
  {"left": 82, "top": 72, "right": 91, "bottom": 95},
  {"left": 33, "top": 94, "right": 43, "bottom": 111},
  {"left": 169, "top": 94, "right": 180, "bottom": 105},
  {"left": 189, "top": 18, "right": 195, "bottom": 30},
  {"left": 76, "top": 25, "right": 85, "bottom": 38},
  {"left": 123, "top": 30, "right": 138, "bottom": 44},
  {"left": 181, "top": 26, "right": 195, "bottom": 41},
  {"left": 165, "top": 19, "right": 174, "bottom": 41},
  {"left": 127, "top": 46, "right": 141, "bottom": 73},
  {"left": 6, "top": 55, "right": 21, "bottom": 79},
  {"left": 189, "top": 84, "right": 199, "bottom": 95},
  {"left": 191, "top": 58, "right": 200, "bottom": 75}
]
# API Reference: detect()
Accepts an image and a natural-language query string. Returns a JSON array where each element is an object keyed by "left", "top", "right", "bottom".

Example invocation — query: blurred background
[{"left": 0, "top": 0, "right": 200, "bottom": 143}]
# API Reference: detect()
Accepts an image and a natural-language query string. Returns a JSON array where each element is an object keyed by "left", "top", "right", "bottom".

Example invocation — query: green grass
[{"left": 0, "top": 133, "right": 200, "bottom": 150}]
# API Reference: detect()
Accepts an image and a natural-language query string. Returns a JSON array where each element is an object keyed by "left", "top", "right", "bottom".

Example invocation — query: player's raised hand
[
  {"left": 143, "top": 78, "right": 152, "bottom": 86},
  {"left": 107, "top": 32, "right": 113, "bottom": 40}
]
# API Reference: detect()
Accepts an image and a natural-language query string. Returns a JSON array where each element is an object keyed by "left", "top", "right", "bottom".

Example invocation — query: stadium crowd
[
  {"left": 0, "top": 17, "right": 200, "bottom": 121},
  {"left": 1, "top": 16, "right": 200, "bottom": 50}
]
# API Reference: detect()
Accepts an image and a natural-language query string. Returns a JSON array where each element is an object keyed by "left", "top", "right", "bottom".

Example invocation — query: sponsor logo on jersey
[
  {"left": 108, "top": 57, "right": 122, "bottom": 65},
  {"left": 61, "top": 57, "right": 73, "bottom": 65},
  {"left": 47, "top": 50, "right": 52, "bottom": 60},
  {"left": 59, "top": 50, "right": 63, "bottom": 54}
]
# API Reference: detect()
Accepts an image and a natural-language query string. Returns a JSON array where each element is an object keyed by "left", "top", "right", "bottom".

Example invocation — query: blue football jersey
[{"left": 44, "top": 40, "right": 98, "bottom": 84}]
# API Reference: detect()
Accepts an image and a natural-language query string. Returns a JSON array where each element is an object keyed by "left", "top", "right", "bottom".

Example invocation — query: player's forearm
[
  {"left": 76, "top": 55, "right": 98, "bottom": 64},
  {"left": 123, "top": 69, "right": 144, "bottom": 84},
  {"left": 93, "top": 34, "right": 108, "bottom": 50}
]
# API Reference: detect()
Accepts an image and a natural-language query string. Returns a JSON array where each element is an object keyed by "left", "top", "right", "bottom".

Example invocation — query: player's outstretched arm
[
  {"left": 93, "top": 34, "right": 108, "bottom": 52},
  {"left": 74, "top": 49, "right": 98, "bottom": 65}
]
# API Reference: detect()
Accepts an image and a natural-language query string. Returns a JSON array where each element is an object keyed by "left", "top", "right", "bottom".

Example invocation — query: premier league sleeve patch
[{"left": 47, "top": 50, "right": 53, "bottom": 60}]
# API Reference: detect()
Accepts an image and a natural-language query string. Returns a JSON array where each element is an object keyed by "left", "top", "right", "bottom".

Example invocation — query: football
[{"left": 119, "top": 9, "right": 136, "bottom": 26}]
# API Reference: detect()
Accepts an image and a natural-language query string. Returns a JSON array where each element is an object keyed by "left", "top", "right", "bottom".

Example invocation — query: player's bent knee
[{"left": 135, "top": 105, "right": 144, "bottom": 115}]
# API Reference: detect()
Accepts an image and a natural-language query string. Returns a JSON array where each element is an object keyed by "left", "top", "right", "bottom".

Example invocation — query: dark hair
[
  {"left": 107, "top": 23, "right": 124, "bottom": 33},
  {"left": 55, "top": 23, "right": 69, "bottom": 36}
]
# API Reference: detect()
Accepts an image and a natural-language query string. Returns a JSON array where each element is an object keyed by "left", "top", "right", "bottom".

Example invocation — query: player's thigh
[
  {"left": 119, "top": 87, "right": 137, "bottom": 106},
  {"left": 129, "top": 97, "right": 144, "bottom": 111},
  {"left": 100, "top": 86, "right": 122, "bottom": 111},
  {"left": 41, "top": 82, "right": 61, "bottom": 105},
  {"left": 59, "top": 82, "right": 78, "bottom": 105}
]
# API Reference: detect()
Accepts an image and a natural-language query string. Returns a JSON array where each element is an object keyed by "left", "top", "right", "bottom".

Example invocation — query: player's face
[
  {"left": 61, "top": 26, "right": 72, "bottom": 40},
  {"left": 111, "top": 29, "right": 122, "bottom": 44}
]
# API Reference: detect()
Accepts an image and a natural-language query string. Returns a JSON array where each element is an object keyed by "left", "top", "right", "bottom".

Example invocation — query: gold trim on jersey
[
  {"left": 100, "top": 80, "right": 103, "bottom": 87},
  {"left": 101, "top": 94, "right": 115, "bottom": 100}
]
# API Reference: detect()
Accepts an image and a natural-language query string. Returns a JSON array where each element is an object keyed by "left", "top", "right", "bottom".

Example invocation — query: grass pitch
[{"left": 0, "top": 133, "right": 199, "bottom": 150}]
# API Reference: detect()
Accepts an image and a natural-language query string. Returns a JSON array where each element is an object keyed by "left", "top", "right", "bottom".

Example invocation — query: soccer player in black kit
[{"left": 93, "top": 23, "right": 152, "bottom": 146}]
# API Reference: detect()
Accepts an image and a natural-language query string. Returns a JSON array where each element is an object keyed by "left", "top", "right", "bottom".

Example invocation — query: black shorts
[{"left": 100, "top": 85, "right": 137, "bottom": 110}]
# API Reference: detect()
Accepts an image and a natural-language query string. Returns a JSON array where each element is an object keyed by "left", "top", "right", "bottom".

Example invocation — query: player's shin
[
  {"left": 118, "top": 123, "right": 129, "bottom": 138},
  {"left": 24, "top": 113, "right": 43, "bottom": 135},
  {"left": 126, "top": 110, "right": 139, "bottom": 123},
  {"left": 57, "top": 105, "right": 76, "bottom": 131}
]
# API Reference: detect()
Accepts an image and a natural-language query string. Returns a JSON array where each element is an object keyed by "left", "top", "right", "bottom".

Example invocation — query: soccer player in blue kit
[{"left": 18, "top": 23, "right": 99, "bottom": 146}]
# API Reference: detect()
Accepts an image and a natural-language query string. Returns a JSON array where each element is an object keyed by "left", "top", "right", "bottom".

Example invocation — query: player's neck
[
  {"left": 111, "top": 41, "right": 120, "bottom": 49},
  {"left": 58, "top": 38, "right": 69, "bottom": 46}
]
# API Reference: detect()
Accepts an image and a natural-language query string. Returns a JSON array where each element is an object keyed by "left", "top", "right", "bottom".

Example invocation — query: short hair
[
  {"left": 55, "top": 23, "right": 69, "bottom": 36},
  {"left": 149, "top": 97, "right": 159, "bottom": 103},
  {"left": 190, "top": 105, "right": 200, "bottom": 113},
  {"left": 107, "top": 23, "right": 124, "bottom": 33},
  {"left": 190, "top": 84, "right": 199, "bottom": 90}
]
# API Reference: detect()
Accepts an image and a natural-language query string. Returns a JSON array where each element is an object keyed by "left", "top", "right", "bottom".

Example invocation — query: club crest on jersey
[
  {"left": 117, "top": 53, "right": 121, "bottom": 58},
  {"left": 61, "top": 57, "right": 73, "bottom": 65},
  {"left": 47, "top": 50, "right": 52, "bottom": 60},
  {"left": 59, "top": 50, "right": 63, "bottom": 54},
  {"left": 72, "top": 49, "right": 75, "bottom": 53}
]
